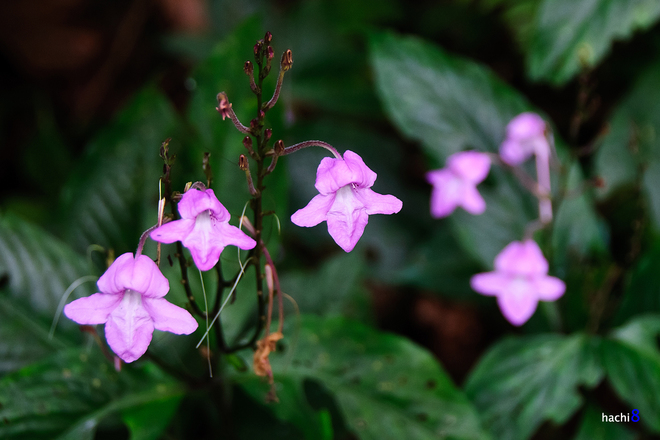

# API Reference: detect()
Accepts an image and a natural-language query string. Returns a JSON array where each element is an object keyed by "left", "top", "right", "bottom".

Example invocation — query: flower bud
[
  {"left": 267, "top": 46, "right": 274, "bottom": 60},
  {"left": 274, "top": 139, "right": 285, "bottom": 156},
  {"left": 250, "top": 119, "right": 259, "bottom": 131},
  {"left": 264, "top": 31, "right": 272, "bottom": 44},
  {"left": 239, "top": 154, "right": 249, "bottom": 171},
  {"left": 281, "top": 49, "right": 293, "bottom": 71},
  {"left": 259, "top": 110, "right": 265, "bottom": 120},
  {"left": 253, "top": 42, "right": 261, "bottom": 57},
  {"left": 264, "top": 128, "right": 272, "bottom": 141},
  {"left": 243, "top": 136, "right": 253, "bottom": 149},
  {"left": 216, "top": 92, "right": 232, "bottom": 120},
  {"left": 244, "top": 61, "right": 253, "bottom": 76}
]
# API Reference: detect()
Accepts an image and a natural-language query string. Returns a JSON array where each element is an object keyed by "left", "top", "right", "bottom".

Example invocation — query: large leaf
[
  {"left": 238, "top": 315, "right": 490, "bottom": 440},
  {"left": 594, "top": 60, "right": 660, "bottom": 231},
  {"left": 465, "top": 333, "right": 603, "bottom": 440},
  {"left": 58, "top": 86, "right": 180, "bottom": 255},
  {"left": 0, "top": 349, "right": 184, "bottom": 440},
  {"left": 614, "top": 240, "right": 660, "bottom": 324},
  {"left": 601, "top": 315, "right": 660, "bottom": 432},
  {"left": 525, "top": 0, "right": 660, "bottom": 85}
]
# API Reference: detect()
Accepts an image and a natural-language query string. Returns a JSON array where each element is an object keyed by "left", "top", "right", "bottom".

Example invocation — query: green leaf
[
  {"left": 526, "top": 0, "right": 660, "bottom": 85},
  {"left": 121, "top": 395, "right": 182, "bottom": 440},
  {"left": 600, "top": 315, "right": 660, "bottom": 432},
  {"left": 594, "top": 60, "right": 660, "bottom": 231},
  {"left": 58, "top": 86, "right": 180, "bottom": 254},
  {"left": 614, "top": 241, "right": 660, "bottom": 323},
  {"left": 239, "top": 315, "right": 489, "bottom": 440},
  {"left": 465, "top": 333, "right": 603, "bottom": 440},
  {"left": 0, "top": 349, "right": 185, "bottom": 440},
  {"left": 370, "top": 31, "right": 530, "bottom": 161}
]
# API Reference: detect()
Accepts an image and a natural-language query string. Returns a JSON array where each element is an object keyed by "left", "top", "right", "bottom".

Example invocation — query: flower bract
[
  {"left": 150, "top": 188, "right": 256, "bottom": 271},
  {"left": 499, "top": 112, "right": 549, "bottom": 165},
  {"left": 470, "top": 239, "right": 565, "bottom": 326},
  {"left": 426, "top": 151, "right": 491, "bottom": 218},
  {"left": 291, "top": 150, "right": 402, "bottom": 252},
  {"left": 64, "top": 253, "right": 198, "bottom": 363}
]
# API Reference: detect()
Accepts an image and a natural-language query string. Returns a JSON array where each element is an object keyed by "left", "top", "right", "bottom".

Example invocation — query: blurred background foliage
[{"left": 2, "top": 0, "right": 660, "bottom": 438}]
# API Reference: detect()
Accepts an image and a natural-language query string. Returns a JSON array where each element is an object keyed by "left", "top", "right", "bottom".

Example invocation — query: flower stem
[{"left": 280, "top": 140, "right": 342, "bottom": 159}]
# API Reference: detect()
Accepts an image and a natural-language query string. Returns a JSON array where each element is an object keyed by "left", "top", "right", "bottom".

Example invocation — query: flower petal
[
  {"left": 494, "top": 240, "right": 548, "bottom": 276},
  {"left": 143, "top": 298, "right": 198, "bottom": 334},
  {"left": 291, "top": 194, "right": 334, "bottom": 227},
  {"left": 105, "top": 291, "right": 154, "bottom": 363},
  {"left": 507, "top": 112, "right": 546, "bottom": 140},
  {"left": 178, "top": 188, "right": 230, "bottom": 221},
  {"left": 357, "top": 188, "right": 402, "bottom": 215},
  {"left": 150, "top": 219, "right": 195, "bottom": 244},
  {"left": 426, "top": 169, "right": 460, "bottom": 218},
  {"left": 97, "top": 253, "right": 135, "bottom": 295},
  {"left": 497, "top": 288, "right": 538, "bottom": 326},
  {"left": 214, "top": 222, "right": 257, "bottom": 251},
  {"left": 447, "top": 151, "right": 491, "bottom": 183},
  {"left": 121, "top": 255, "right": 170, "bottom": 298},
  {"left": 499, "top": 139, "right": 531, "bottom": 165},
  {"left": 460, "top": 185, "right": 487, "bottom": 215},
  {"left": 314, "top": 151, "right": 377, "bottom": 194},
  {"left": 470, "top": 272, "right": 508, "bottom": 296},
  {"left": 342, "top": 150, "right": 377, "bottom": 188},
  {"left": 535, "top": 275, "right": 566, "bottom": 301},
  {"left": 326, "top": 186, "right": 368, "bottom": 252},
  {"left": 64, "top": 293, "right": 122, "bottom": 325}
]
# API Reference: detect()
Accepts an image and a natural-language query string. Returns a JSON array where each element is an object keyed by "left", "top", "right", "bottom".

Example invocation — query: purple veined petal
[
  {"left": 447, "top": 151, "right": 491, "bottom": 183},
  {"left": 507, "top": 112, "right": 546, "bottom": 140},
  {"left": 460, "top": 185, "right": 487, "bottom": 215},
  {"left": 97, "top": 253, "right": 135, "bottom": 295},
  {"left": 64, "top": 292, "right": 122, "bottom": 325},
  {"left": 143, "top": 298, "right": 198, "bottom": 334},
  {"left": 494, "top": 240, "right": 548, "bottom": 275},
  {"left": 105, "top": 290, "right": 154, "bottom": 363},
  {"left": 356, "top": 188, "right": 402, "bottom": 216},
  {"left": 214, "top": 222, "right": 257, "bottom": 250},
  {"left": 497, "top": 287, "right": 539, "bottom": 326},
  {"left": 178, "top": 189, "right": 230, "bottom": 221},
  {"left": 291, "top": 194, "right": 334, "bottom": 227},
  {"left": 150, "top": 218, "right": 195, "bottom": 244},
  {"left": 535, "top": 275, "right": 566, "bottom": 301},
  {"left": 122, "top": 255, "right": 170, "bottom": 298},
  {"left": 342, "top": 150, "right": 377, "bottom": 189},
  {"left": 181, "top": 210, "right": 223, "bottom": 271},
  {"left": 326, "top": 185, "right": 369, "bottom": 252},
  {"left": 470, "top": 272, "right": 508, "bottom": 296},
  {"left": 427, "top": 170, "right": 460, "bottom": 218}
]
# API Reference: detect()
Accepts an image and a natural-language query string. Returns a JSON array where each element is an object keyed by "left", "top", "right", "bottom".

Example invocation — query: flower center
[
  {"left": 195, "top": 209, "right": 215, "bottom": 229},
  {"left": 508, "top": 276, "right": 532, "bottom": 299}
]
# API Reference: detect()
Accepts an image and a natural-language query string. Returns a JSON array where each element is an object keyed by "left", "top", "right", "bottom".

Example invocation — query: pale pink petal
[
  {"left": 64, "top": 293, "right": 122, "bottom": 325},
  {"left": 314, "top": 157, "right": 347, "bottom": 195},
  {"left": 178, "top": 188, "right": 229, "bottom": 221},
  {"left": 357, "top": 188, "right": 402, "bottom": 215},
  {"left": 470, "top": 272, "right": 508, "bottom": 296},
  {"left": 447, "top": 151, "right": 491, "bottom": 183},
  {"left": 494, "top": 240, "right": 548, "bottom": 275},
  {"left": 143, "top": 298, "right": 198, "bottom": 334},
  {"left": 427, "top": 170, "right": 460, "bottom": 218},
  {"left": 342, "top": 150, "right": 377, "bottom": 188},
  {"left": 121, "top": 255, "right": 170, "bottom": 298},
  {"left": 327, "top": 208, "right": 369, "bottom": 252},
  {"left": 214, "top": 222, "right": 257, "bottom": 250},
  {"left": 150, "top": 219, "right": 195, "bottom": 244},
  {"left": 507, "top": 112, "right": 545, "bottom": 140},
  {"left": 460, "top": 185, "right": 487, "bottom": 215},
  {"left": 497, "top": 288, "right": 538, "bottom": 326},
  {"left": 535, "top": 275, "right": 566, "bottom": 301},
  {"left": 105, "top": 291, "right": 154, "bottom": 363},
  {"left": 499, "top": 139, "right": 530, "bottom": 165},
  {"left": 291, "top": 194, "right": 334, "bottom": 227},
  {"left": 97, "top": 253, "right": 135, "bottom": 295}
]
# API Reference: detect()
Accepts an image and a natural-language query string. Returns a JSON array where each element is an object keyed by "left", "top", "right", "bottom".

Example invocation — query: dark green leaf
[
  {"left": 526, "top": 0, "right": 660, "bottom": 85},
  {"left": 614, "top": 242, "right": 660, "bottom": 323},
  {"left": 572, "top": 402, "right": 636, "bottom": 440},
  {"left": 465, "top": 333, "right": 603, "bottom": 440},
  {"left": 239, "top": 315, "right": 490, "bottom": 440}
]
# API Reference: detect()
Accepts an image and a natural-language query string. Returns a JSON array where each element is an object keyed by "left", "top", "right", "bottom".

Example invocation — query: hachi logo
[{"left": 602, "top": 409, "right": 640, "bottom": 423}]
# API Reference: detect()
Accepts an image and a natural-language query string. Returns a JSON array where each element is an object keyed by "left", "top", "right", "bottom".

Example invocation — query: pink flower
[
  {"left": 291, "top": 150, "right": 402, "bottom": 252},
  {"left": 426, "top": 151, "right": 491, "bottom": 218},
  {"left": 499, "top": 112, "right": 548, "bottom": 165},
  {"left": 470, "top": 240, "right": 565, "bottom": 326},
  {"left": 64, "top": 253, "right": 198, "bottom": 363},
  {"left": 150, "top": 188, "right": 256, "bottom": 271}
]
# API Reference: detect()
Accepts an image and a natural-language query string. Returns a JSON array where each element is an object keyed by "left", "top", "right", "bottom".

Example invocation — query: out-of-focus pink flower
[
  {"left": 64, "top": 253, "right": 198, "bottom": 363},
  {"left": 150, "top": 188, "right": 256, "bottom": 271},
  {"left": 499, "top": 112, "right": 548, "bottom": 165},
  {"left": 291, "top": 150, "right": 402, "bottom": 252},
  {"left": 426, "top": 151, "right": 491, "bottom": 218},
  {"left": 470, "top": 240, "right": 565, "bottom": 326}
]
